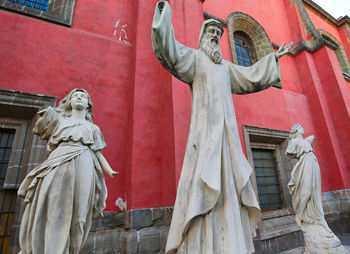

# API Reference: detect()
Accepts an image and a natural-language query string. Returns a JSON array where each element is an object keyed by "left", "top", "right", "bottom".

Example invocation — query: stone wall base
[
  {"left": 10, "top": 190, "right": 350, "bottom": 253},
  {"left": 81, "top": 208, "right": 172, "bottom": 254}
]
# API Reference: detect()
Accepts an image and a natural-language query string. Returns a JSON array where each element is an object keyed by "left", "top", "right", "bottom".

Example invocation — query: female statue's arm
[
  {"left": 33, "top": 106, "right": 60, "bottom": 140},
  {"left": 305, "top": 135, "right": 315, "bottom": 147},
  {"left": 95, "top": 151, "right": 118, "bottom": 178}
]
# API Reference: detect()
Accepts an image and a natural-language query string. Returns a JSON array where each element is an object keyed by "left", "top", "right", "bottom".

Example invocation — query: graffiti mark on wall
[{"left": 113, "top": 19, "right": 131, "bottom": 45}]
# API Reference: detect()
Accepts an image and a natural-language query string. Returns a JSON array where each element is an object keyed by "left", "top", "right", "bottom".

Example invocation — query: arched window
[
  {"left": 320, "top": 32, "right": 350, "bottom": 77},
  {"left": 234, "top": 31, "right": 257, "bottom": 67}
]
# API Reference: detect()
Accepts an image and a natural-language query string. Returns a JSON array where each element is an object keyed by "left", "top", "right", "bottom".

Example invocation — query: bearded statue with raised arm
[{"left": 152, "top": 1, "right": 293, "bottom": 253}]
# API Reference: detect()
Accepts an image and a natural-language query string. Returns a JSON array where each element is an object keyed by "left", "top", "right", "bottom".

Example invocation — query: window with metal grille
[
  {"left": 234, "top": 31, "right": 256, "bottom": 67},
  {"left": 252, "top": 148, "right": 283, "bottom": 212},
  {"left": 8, "top": 0, "right": 49, "bottom": 11},
  {"left": 0, "top": 0, "right": 75, "bottom": 26},
  {"left": 0, "top": 190, "right": 16, "bottom": 254},
  {"left": 0, "top": 129, "right": 15, "bottom": 189},
  {"left": 0, "top": 129, "right": 16, "bottom": 254}
]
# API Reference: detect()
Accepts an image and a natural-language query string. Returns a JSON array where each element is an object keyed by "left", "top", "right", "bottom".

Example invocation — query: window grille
[
  {"left": 234, "top": 31, "right": 256, "bottom": 67},
  {"left": 252, "top": 148, "right": 283, "bottom": 212},
  {"left": 9, "top": 0, "right": 49, "bottom": 11},
  {"left": 0, "top": 129, "right": 16, "bottom": 254},
  {"left": 0, "top": 129, "right": 15, "bottom": 189},
  {"left": 1, "top": 0, "right": 75, "bottom": 26}
]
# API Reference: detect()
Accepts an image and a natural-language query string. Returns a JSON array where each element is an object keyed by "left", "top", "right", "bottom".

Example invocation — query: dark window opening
[
  {"left": 0, "top": 129, "right": 15, "bottom": 189},
  {"left": 252, "top": 148, "right": 283, "bottom": 212},
  {"left": 234, "top": 31, "right": 256, "bottom": 67},
  {"left": 0, "top": 128, "right": 16, "bottom": 254}
]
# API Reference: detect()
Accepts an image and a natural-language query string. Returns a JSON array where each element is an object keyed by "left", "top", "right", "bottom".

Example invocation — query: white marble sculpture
[
  {"left": 152, "top": 1, "right": 293, "bottom": 253},
  {"left": 18, "top": 89, "right": 117, "bottom": 254},
  {"left": 287, "top": 124, "right": 346, "bottom": 254}
]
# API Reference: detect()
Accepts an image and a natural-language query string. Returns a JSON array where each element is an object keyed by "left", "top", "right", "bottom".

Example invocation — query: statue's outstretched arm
[
  {"left": 152, "top": 1, "right": 196, "bottom": 84},
  {"left": 95, "top": 151, "right": 118, "bottom": 178},
  {"left": 276, "top": 42, "right": 294, "bottom": 59},
  {"left": 305, "top": 135, "right": 315, "bottom": 147}
]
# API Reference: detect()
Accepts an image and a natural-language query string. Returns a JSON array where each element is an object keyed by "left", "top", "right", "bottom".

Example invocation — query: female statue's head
[
  {"left": 290, "top": 123, "right": 304, "bottom": 138},
  {"left": 56, "top": 88, "right": 94, "bottom": 122}
]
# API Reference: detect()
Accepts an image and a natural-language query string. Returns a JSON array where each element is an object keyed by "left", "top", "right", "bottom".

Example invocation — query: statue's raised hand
[
  {"left": 276, "top": 41, "right": 294, "bottom": 59},
  {"left": 158, "top": 1, "right": 166, "bottom": 14}
]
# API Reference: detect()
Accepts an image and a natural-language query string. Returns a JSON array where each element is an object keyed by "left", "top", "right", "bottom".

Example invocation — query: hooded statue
[{"left": 152, "top": 1, "right": 292, "bottom": 253}]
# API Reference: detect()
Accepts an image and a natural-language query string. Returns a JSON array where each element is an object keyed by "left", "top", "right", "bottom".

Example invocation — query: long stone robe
[
  {"left": 287, "top": 136, "right": 345, "bottom": 253},
  {"left": 18, "top": 107, "right": 107, "bottom": 254},
  {"left": 152, "top": 2, "right": 281, "bottom": 253}
]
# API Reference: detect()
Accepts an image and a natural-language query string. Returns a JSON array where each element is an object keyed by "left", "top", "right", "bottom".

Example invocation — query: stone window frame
[
  {"left": 228, "top": 12, "right": 281, "bottom": 88},
  {"left": 319, "top": 29, "right": 350, "bottom": 81},
  {"left": 0, "top": 89, "right": 56, "bottom": 253},
  {"left": 0, "top": 119, "right": 30, "bottom": 190},
  {"left": 0, "top": 0, "right": 76, "bottom": 26},
  {"left": 243, "top": 125, "right": 300, "bottom": 240}
]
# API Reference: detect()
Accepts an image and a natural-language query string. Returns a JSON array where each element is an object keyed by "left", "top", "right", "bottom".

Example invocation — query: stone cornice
[
  {"left": 302, "top": 0, "right": 350, "bottom": 27},
  {"left": 203, "top": 11, "right": 228, "bottom": 27}
]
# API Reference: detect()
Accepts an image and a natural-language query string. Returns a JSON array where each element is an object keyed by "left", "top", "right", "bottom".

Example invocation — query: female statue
[
  {"left": 287, "top": 123, "right": 344, "bottom": 254},
  {"left": 18, "top": 89, "right": 118, "bottom": 254}
]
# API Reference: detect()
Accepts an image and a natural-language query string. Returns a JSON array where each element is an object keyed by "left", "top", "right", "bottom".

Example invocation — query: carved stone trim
[
  {"left": 0, "top": 118, "right": 30, "bottom": 189},
  {"left": 227, "top": 12, "right": 274, "bottom": 64},
  {"left": 319, "top": 29, "right": 350, "bottom": 75},
  {"left": 243, "top": 125, "right": 300, "bottom": 240},
  {"left": 0, "top": 89, "right": 57, "bottom": 254},
  {"left": 302, "top": 0, "right": 350, "bottom": 27},
  {"left": 203, "top": 11, "right": 227, "bottom": 27}
]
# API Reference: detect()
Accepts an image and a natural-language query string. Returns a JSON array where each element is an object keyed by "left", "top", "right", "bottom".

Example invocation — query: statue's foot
[{"left": 301, "top": 223, "right": 346, "bottom": 254}]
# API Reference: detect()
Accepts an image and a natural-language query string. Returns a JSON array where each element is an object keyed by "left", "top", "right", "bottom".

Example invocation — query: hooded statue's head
[{"left": 198, "top": 19, "right": 224, "bottom": 64}]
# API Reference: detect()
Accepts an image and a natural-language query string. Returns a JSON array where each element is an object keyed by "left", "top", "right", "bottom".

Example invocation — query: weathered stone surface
[
  {"left": 91, "top": 217, "right": 103, "bottom": 232},
  {"left": 152, "top": 208, "right": 163, "bottom": 221},
  {"left": 160, "top": 226, "right": 169, "bottom": 252},
  {"left": 258, "top": 230, "right": 304, "bottom": 254},
  {"left": 323, "top": 190, "right": 350, "bottom": 214},
  {"left": 153, "top": 207, "right": 173, "bottom": 227},
  {"left": 120, "top": 230, "right": 138, "bottom": 254},
  {"left": 126, "top": 209, "right": 153, "bottom": 229},
  {"left": 103, "top": 211, "right": 125, "bottom": 229},
  {"left": 80, "top": 232, "right": 95, "bottom": 254},
  {"left": 95, "top": 229, "right": 121, "bottom": 253},
  {"left": 138, "top": 228, "right": 161, "bottom": 253}
]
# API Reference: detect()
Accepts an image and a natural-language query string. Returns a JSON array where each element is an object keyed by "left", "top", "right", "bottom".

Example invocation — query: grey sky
[{"left": 312, "top": 0, "right": 350, "bottom": 19}]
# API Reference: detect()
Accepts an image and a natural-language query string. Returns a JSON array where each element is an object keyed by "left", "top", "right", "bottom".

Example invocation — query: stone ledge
[
  {"left": 83, "top": 207, "right": 173, "bottom": 253},
  {"left": 90, "top": 207, "right": 173, "bottom": 232},
  {"left": 322, "top": 189, "right": 350, "bottom": 214},
  {"left": 82, "top": 226, "right": 170, "bottom": 254},
  {"left": 261, "top": 215, "right": 301, "bottom": 240}
]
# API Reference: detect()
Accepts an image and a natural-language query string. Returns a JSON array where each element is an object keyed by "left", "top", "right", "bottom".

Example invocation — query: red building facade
[{"left": 0, "top": 0, "right": 349, "bottom": 253}]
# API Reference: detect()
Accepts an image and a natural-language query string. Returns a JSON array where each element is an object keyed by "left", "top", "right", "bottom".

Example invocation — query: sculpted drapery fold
[
  {"left": 286, "top": 124, "right": 345, "bottom": 253},
  {"left": 18, "top": 104, "right": 108, "bottom": 254},
  {"left": 152, "top": 2, "right": 281, "bottom": 253}
]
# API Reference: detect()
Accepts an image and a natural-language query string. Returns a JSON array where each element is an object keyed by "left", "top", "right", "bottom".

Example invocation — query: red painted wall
[{"left": 0, "top": 0, "right": 349, "bottom": 210}]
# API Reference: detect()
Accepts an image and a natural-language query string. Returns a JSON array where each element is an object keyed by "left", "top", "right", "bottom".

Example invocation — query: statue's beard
[{"left": 200, "top": 36, "right": 222, "bottom": 64}]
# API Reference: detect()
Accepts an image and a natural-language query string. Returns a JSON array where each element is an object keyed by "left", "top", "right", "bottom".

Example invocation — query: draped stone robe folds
[
  {"left": 286, "top": 136, "right": 345, "bottom": 253},
  {"left": 18, "top": 107, "right": 107, "bottom": 254},
  {"left": 152, "top": 2, "right": 281, "bottom": 254}
]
